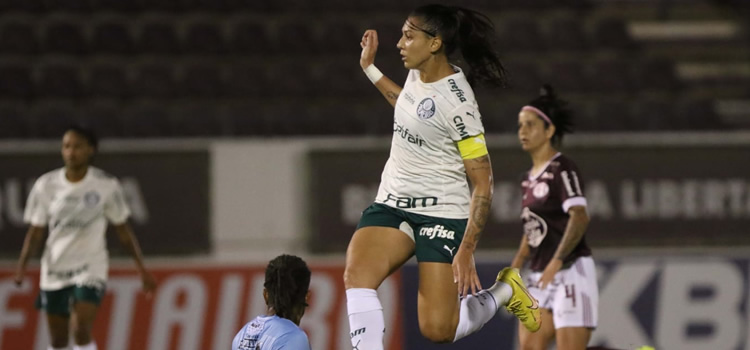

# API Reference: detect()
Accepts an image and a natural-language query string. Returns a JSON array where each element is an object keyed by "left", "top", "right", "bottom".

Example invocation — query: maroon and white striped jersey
[{"left": 520, "top": 153, "right": 591, "bottom": 271}]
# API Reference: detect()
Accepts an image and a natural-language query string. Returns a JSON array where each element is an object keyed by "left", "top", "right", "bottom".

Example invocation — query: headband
[{"left": 521, "top": 105, "right": 552, "bottom": 125}]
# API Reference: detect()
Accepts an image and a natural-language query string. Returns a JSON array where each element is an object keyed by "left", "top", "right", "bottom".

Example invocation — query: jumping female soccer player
[
  {"left": 232, "top": 254, "right": 311, "bottom": 350},
  {"left": 512, "top": 85, "right": 598, "bottom": 350},
  {"left": 345, "top": 5, "right": 540, "bottom": 349},
  {"left": 14, "top": 126, "right": 156, "bottom": 350}
]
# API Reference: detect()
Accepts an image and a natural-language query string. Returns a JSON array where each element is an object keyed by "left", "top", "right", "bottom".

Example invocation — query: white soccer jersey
[
  {"left": 24, "top": 167, "right": 130, "bottom": 291},
  {"left": 375, "top": 67, "right": 485, "bottom": 218}
]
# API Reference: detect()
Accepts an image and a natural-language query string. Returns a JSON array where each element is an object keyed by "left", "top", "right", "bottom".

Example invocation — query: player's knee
[
  {"left": 419, "top": 319, "right": 455, "bottom": 344},
  {"left": 343, "top": 263, "right": 377, "bottom": 289},
  {"left": 343, "top": 265, "right": 360, "bottom": 289}
]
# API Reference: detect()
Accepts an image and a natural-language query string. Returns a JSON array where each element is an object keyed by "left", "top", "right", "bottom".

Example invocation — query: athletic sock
[
  {"left": 453, "top": 281, "right": 513, "bottom": 342},
  {"left": 487, "top": 279, "right": 513, "bottom": 307},
  {"left": 346, "top": 288, "right": 385, "bottom": 350}
]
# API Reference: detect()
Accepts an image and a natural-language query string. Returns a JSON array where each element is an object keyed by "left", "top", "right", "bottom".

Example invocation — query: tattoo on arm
[
  {"left": 554, "top": 209, "right": 588, "bottom": 260},
  {"left": 467, "top": 155, "right": 491, "bottom": 171},
  {"left": 385, "top": 91, "right": 399, "bottom": 101}
]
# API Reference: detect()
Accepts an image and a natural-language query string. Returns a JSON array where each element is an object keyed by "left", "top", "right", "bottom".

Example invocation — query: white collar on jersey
[{"left": 528, "top": 152, "right": 562, "bottom": 181}]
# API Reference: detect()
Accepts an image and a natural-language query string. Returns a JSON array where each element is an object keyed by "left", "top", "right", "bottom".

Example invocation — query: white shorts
[{"left": 523, "top": 256, "right": 598, "bottom": 329}]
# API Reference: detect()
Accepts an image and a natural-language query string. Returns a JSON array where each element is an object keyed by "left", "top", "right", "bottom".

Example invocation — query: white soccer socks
[
  {"left": 453, "top": 281, "right": 512, "bottom": 342},
  {"left": 346, "top": 288, "right": 385, "bottom": 350},
  {"left": 72, "top": 342, "right": 97, "bottom": 350}
]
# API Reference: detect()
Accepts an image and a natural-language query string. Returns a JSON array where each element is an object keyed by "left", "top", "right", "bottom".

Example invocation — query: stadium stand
[{"left": 0, "top": 0, "right": 747, "bottom": 137}]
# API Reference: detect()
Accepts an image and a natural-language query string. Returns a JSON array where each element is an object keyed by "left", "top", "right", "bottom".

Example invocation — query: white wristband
[{"left": 363, "top": 64, "right": 384, "bottom": 84}]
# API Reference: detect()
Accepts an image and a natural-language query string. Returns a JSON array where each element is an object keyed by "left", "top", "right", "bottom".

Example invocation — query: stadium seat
[
  {"left": 318, "top": 21, "right": 360, "bottom": 53},
  {"left": 633, "top": 59, "right": 681, "bottom": 91},
  {"left": 266, "top": 60, "right": 314, "bottom": 96},
  {"left": 0, "top": 62, "right": 33, "bottom": 98},
  {"left": 675, "top": 98, "right": 723, "bottom": 130},
  {"left": 499, "top": 17, "right": 544, "bottom": 52},
  {"left": 28, "top": 101, "right": 77, "bottom": 138},
  {"left": 593, "top": 18, "right": 636, "bottom": 51},
  {"left": 169, "top": 102, "right": 226, "bottom": 137},
  {"left": 138, "top": 20, "right": 181, "bottom": 54},
  {"left": 80, "top": 100, "right": 124, "bottom": 138},
  {"left": 545, "top": 17, "right": 588, "bottom": 51},
  {"left": 276, "top": 20, "right": 317, "bottom": 54},
  {"left": 119, "top": 101, "right": 170, "bottom": 137},
  {"left": 224, "top": 61, "right": 269, "bottom": 98},
  {"left": 180, "top": 0, "right": 228, "bottom": 12},
  {"left": 223, "top": 0, "right": 272, "bottom": 12},
  {"left": 132, "top": 62, "right": 178, "bottom": 97},
  {"left": 184, "top": 21, "right": 225, "bottom": 54},
  {"left": 630, "top": 99, "right": 676, "bottom": 131},
  {"left": 183, "top": 62, "right": 224, "bottom": 97},
  {"left": 90, "top": 0, "right": 140, "bottom": 11},
  {"left": 229, "top": 19, "right": 272, "bottom": 54},
  {"left": 544, "top": 61, "right": 589, "bottom": 93},
  {"left": 0, "top": 0, "right": 44, "bottom": 12},
  {"left": 43, "top": 0, "right": 91, "bottom": 11},
  {"left": 588, "top": 59, "right": 634, "bottom": 93},
  {"left": 0, "top": 22, "right": 38, "bottom": 54},
  {"left": 88, "top": 62, "right": 131, "bottom": 98},
  {"left": 591, "top": 99, "right": 631, "bottom": 131},
  {"left": 314, "top": 56, "right": 370, "bottom": 97},
  {"left": 505, "top": 60, "right": 542, "bottom": 93},
  {"left": 37, "top": 62, "right": 83, "bottom": 98},
  {"left": 92, "top": 21, "right": 135, "bottom": 54},
  {"left": 223, "top": 100, "right": 268, "bottom": 136},
  {"left": 0, "top": 101, "right": 27, "bottom": 138},
  {"left": 43, "top": 20, "right": 86, "bottom": 54}
]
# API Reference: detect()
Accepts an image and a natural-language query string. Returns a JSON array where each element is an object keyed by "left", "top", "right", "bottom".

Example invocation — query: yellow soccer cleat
[{"left": 497, "top": 267, "right": 541, "bottom": 332}]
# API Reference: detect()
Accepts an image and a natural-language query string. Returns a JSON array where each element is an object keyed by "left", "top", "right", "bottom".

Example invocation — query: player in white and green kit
[
  {"left": 14, "top": 126, "right": 156, "bottom": 350},
  {"left": 344, "top": 5, "right": 541, "bottom": 350}
]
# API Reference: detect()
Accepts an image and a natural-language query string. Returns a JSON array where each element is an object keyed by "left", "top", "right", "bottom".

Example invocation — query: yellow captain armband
[{"left": 456, "top": 134, "right": 488, "bottom": 159}]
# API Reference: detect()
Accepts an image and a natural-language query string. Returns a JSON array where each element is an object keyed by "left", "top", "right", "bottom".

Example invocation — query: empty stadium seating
[{"left": 0, "top": 0, "right": 746, "bottom": 137}]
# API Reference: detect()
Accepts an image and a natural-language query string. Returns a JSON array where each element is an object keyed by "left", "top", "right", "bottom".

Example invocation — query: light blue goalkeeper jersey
[{"left": 232, "top": 315, "right": 311, "bottom": 350}]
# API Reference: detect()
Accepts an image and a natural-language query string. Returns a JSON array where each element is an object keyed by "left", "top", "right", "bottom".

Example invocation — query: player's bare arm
[
  {"left": 453, "top": 154, "right": 493, "bottom": 296},
  {"left": 114, "top": 223, "right": 157, "bottom": 294},
  {"left": 539, "top": 205, "right": 589, "bottom": 288},
  {"left": 553, "top": 206, "right": 589, "bottom": 261},
  {"left": 360, "top": 29, "right": 403, "bottom": 107},
  {"left": 511, "top": 235, "right": 530, "bottom": 270},
  {"left": 14, "top": 225, "right": 46, "bottom": 286}
]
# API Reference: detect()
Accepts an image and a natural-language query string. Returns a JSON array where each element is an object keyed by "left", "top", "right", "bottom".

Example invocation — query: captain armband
[{"left": 456, "top": 134, "right": 488, "bottom": 160}]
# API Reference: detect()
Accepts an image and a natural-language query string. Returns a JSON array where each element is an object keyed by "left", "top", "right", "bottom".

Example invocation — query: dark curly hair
[
  {"left": 409, "top": 4, "right": 507, "bottom": 87},
  {"left": 264, "top": 254, "right": 311, "bottom": 320},
  {"left": 526, "top": 84, "right": 574, "bottom": 146}
]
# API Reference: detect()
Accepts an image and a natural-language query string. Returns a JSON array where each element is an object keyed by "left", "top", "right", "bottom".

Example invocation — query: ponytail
[{"left": 410, "top": 4, "right": 507, "bottom": 87}]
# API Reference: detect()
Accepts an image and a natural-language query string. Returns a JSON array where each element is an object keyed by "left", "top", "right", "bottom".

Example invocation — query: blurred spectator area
[{"left": 0, "top": 0, "right": 747, "bottom": 137}]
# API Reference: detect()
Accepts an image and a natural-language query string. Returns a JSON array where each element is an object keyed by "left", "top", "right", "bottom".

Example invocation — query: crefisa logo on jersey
[
  {"left": 448, "top": 79, "right": 467, "bottom": 102},
  {"left": 416, "top": 98, "right": 436, "bottom": 119},
  {"left": 83, "top": 191, "right": 100, "bottom": 207}
]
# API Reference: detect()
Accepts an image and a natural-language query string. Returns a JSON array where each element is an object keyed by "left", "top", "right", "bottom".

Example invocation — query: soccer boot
[{"left": 497, "top": 267, "right": 541, "bottom": 332}]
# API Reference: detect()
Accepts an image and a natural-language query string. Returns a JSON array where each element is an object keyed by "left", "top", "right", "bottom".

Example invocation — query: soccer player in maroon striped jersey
[{"left": 511, "top": 85, "right": 598, "bottom": 350}]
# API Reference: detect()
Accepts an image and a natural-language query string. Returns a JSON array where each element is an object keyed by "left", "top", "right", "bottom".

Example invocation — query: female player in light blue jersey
[
  {"left": 345, "top": 4, "right": 541, "bottom": 350},
  {"left": 14, "top": 126, "right": 156, "bottom": 350},
  {"left": 232, "top": 254, "right": 311, "bottom": 350}
]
